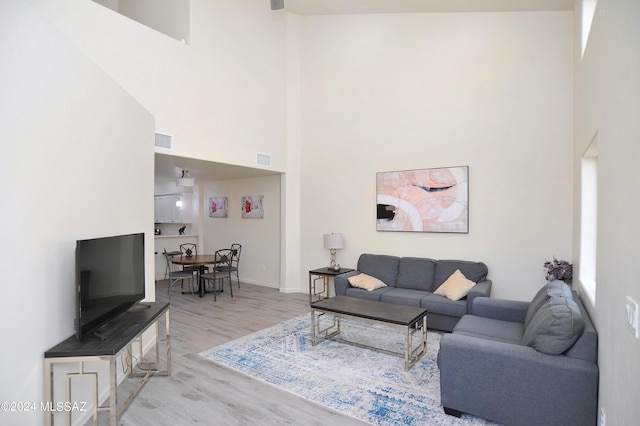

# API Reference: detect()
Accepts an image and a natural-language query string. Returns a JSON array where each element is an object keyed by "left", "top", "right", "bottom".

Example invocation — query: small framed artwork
[
  {"left": 209, "top": 197, "right": 228, "bottom": 218},
  {"left": 241, "top": 195, "right": 264, "bottom": 219},
  {"left": 376, "top": 166, "right": 469, "bottom": 233}
]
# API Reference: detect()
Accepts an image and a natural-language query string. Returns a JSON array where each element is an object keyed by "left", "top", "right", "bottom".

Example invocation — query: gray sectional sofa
[
  {"left": 334, "top": 253, "right": 491, "bottom": 332},
  {"left": 438, "top": 280, "right": 599, "bottom": 426}
]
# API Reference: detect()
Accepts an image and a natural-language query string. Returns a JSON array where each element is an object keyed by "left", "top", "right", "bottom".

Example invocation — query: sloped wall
[{"left": 36, "top": 0, "right": 288, "bottom": 172}]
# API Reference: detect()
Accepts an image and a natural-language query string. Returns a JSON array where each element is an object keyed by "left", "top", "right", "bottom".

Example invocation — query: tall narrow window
[
  {"left": 581, "top": 0, "right": 597, "bottom": 59},
  {"left": 580, "top": 135, "right": 598, "bottom": 305}
]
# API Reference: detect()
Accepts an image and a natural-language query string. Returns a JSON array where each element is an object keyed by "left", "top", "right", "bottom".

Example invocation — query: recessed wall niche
[{"left": 92, "top": 0, "right": 190, "bottom": 44}]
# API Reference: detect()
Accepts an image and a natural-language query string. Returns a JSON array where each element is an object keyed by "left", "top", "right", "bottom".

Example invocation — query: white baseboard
[
  {"left": 240, "top": 278, "right": 279, "bottom": 289},
  {"left": 240, "top": 279, "right": 306, "bottom": 294}
]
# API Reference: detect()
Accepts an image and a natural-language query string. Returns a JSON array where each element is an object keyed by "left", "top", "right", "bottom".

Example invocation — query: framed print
[
  {"left": 242, "top": 195, "right": 264, "bottom": 219},
  {"left": 376, "top": 166, "right": 468, "bottom": 233},
  {"left": 209, "top": 197, "right": 228, "bottom": 218}
]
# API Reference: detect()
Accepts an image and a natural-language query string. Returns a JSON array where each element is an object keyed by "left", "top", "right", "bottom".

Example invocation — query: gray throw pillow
[{"left": 522, "top": 295, "right": 585, "bottom": 355}]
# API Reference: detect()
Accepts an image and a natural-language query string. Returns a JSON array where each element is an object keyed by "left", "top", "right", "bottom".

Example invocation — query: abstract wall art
[
  {"left": 376, "top": 166, "right": 469, "bottom": 233},
  {"left": 242, "top": 195, "right": 264, "bottom": 219},
  {"left": 209, "top": 197, "right": 228, "bottom": 218}
]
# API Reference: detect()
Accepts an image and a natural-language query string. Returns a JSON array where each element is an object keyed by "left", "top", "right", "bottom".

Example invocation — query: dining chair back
[
  {"left": 179, "top": 243, "right": 203, "bottom": 275},
  {"left": 200, "top": 248, "right": 234, "bottom": 301},
  {"left": 179, "top": 243, "right": 197, "bottom": 257},
  {"left": 162, "top": 249, "right": 181, "bottom": 279},
  {"left": 163, "top": 249, "right": 196, "bottom": 296},
  {"left": 228, "top": 243, "right": 242, "bottom": 288}
]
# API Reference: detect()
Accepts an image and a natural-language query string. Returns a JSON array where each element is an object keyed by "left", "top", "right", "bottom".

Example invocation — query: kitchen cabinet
[{"left": 154, "top": 194, "right": 191, "bottom": 223}]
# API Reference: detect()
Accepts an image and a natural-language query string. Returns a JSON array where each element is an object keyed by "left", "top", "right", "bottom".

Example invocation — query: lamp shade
[{"left": 323, "top": 233, "right": 344, "bottom": 250}]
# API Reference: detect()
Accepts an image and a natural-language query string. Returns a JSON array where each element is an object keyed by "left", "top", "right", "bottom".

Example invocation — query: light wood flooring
[{"left": 118, "top": 280, "right": 370, "bottom": 426}]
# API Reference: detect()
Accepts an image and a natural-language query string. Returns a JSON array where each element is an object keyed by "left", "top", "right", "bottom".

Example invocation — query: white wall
[
  {"left": 34, "top": 0, "right": 288, "bottom": 173},
  {"left": 573, "top": 0, "right": 640, "bottom": 424},
  {"left": 202, "top": 175, "right": 282, "bottom": 288},
  {"left": 281, "top": 12, "right": 304, "bottom": 293},
  {"left": 30, "top": 2, "right": 576, "bottom": 301},
  {"left": 0, "top": 1, "right": 154, "bottom": 424},
  {"left": 299, "top": 11, "right": 574, "bottom": 300}
]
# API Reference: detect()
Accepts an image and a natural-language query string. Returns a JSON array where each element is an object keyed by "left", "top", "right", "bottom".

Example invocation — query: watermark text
[{"left": 1, "top": 401, "right": 87, "bottom": 413}]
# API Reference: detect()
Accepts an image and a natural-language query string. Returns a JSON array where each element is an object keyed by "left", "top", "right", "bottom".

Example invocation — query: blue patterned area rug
[{"left": 200, "top": 314, "right": 497, "bottom": 426}]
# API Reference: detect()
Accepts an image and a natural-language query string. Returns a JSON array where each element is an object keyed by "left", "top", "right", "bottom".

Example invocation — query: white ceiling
[
  {"left": 154, "top": 153, "right": 280, "bottom": 185},
  {"left": 156, "top": 0, "right": 575, "bottom": 184},
  {"left": 284, "top": 0, "right": 574, "bottom": 14}
]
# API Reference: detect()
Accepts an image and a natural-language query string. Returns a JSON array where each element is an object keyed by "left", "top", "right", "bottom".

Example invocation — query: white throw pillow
[
  {"left": 434, "top": 269, "right": 476, "bottom": 300},
  {"left": 348, "top": 273, "right": 387, "bottom": 291}
]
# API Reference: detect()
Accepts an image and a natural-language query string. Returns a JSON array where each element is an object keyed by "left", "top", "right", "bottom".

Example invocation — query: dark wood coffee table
[{"left": 310, "top": 296, "right": 428, "bottom": 370}]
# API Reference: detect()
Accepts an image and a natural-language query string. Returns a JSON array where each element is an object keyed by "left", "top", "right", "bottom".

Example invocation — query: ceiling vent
[
  {"left": 155, "top": 132, "right": 173, "bottom": 150},
  {"left": 256, "top": 152, "right": 272, "bottom": 167},
  {"left": 270, "top": 0, "right": 284, "bottom": 10}
]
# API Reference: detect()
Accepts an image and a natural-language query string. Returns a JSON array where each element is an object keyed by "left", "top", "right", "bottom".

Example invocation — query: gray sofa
[
  {"left": 334, "top": 253, "right": 491, "bottom": 332},
  {"left": 438, "top": 280, "right": 599, "bottom": 426}
]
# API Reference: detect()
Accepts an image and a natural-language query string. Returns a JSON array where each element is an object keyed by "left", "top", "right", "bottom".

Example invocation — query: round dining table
[{"left": 171, "top": 255, "right": 218, "bottom": 297}]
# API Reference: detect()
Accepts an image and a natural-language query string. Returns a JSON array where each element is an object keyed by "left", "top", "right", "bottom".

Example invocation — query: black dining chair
[
  {"left": 162, "top": 248, "right": 181, "bottom": 279},
  {"left": 200, "top": 249, "right": 233, "bottom": 301},
  {"left": 224, "top": 243, "right": 242, "bottom": 288},
  {"left": 164, "top": 249, "right": 196, "bottom": 296},
  {"left": 179, "top": 243, "right": 197, "bottom": 258},
  {"left": 179, "top": 243, "right": 209, "bottom": 276}
]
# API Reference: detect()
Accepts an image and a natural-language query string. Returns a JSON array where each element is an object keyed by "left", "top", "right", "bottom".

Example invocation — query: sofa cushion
[
  {"left": 420, "top": 293, "right": 467, "bottom": 317},
  {"left": 561, "top": 292, "right": 598, "bottom": 363},
  {"left": 453, "top": 315, "right": 524, "bottom": 345},
  {"left": 348, "top": 273, "right": 387, "bottom": 291},
  {"left": 380, "top": 288, "right": 424, "bottom": 307},
  {"left": 396, "top": 257, "right": 437, "bottom": 291},
  {"left": 433, "top": 269, "right": 476, "bottom": 300},
  {"left": 357, "top": 254, "right": 400, "bottom": 287},
  {"left": 522, "top": 295, "right": 585, "bottom": 355},
  {"left": 524, "top": 284, "right": 554, "bottom": 329},
  {"left": 345, "top": 286, "right": 393, "bottom": 301},
  {"left": 434, "top": 260, "right": 488, "bottom": 287},
  {"left": 524, "top": 281, "right": 573, "bottom": 329}
]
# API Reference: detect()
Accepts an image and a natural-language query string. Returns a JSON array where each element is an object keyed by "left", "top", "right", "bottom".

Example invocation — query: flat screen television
[{"left": 75, "top": 232, "right": 145, "bottom": 340}]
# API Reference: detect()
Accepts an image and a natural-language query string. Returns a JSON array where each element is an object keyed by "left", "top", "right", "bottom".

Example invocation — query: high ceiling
[{"left": 156, "top": 0, "right": 575, "bottom": 184}]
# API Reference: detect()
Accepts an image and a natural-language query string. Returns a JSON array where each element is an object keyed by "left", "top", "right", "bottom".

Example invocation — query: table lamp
[{"left": 323, "top": 233, "right": 344, "bottom": 271}]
